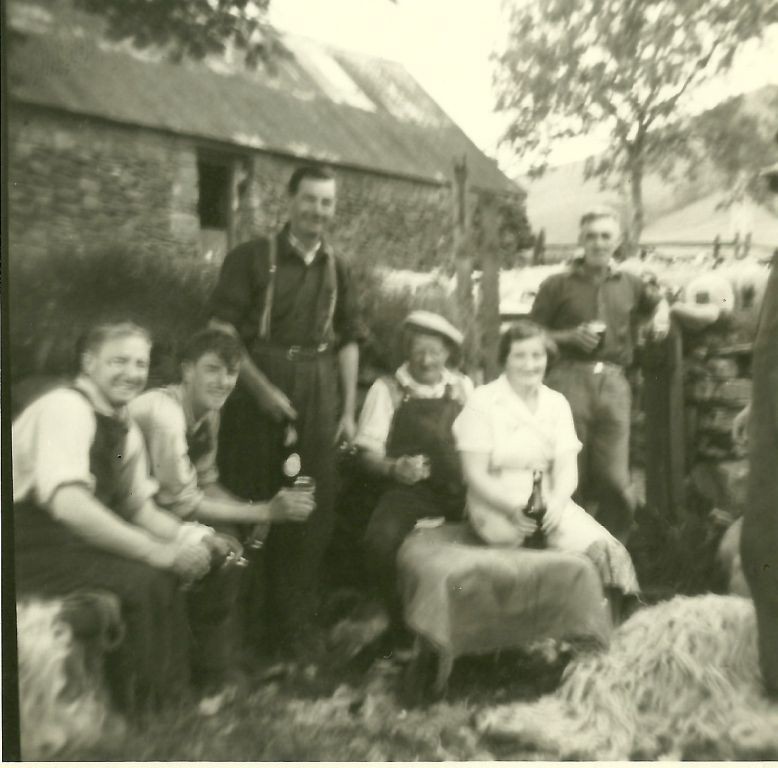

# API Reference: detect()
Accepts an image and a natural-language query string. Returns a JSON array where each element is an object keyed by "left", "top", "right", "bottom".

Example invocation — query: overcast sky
[{"left": 269, "top": 0, "right": 778, "bottom": 174}]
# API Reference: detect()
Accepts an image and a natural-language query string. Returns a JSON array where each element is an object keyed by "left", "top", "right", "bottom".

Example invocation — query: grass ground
[
  {"left": 67, "top": 629, "right": 572, "bottom": 761},
  {"left": 57, "top": 491, "right": 729, "bottom": 761}
]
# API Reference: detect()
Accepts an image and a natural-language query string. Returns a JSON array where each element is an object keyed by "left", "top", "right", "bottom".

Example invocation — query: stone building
[{"left": 7, "top": 0, "right": 525, "bottom": 270}]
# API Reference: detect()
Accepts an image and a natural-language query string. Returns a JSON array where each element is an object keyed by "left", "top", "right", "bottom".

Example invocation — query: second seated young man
[
  {"left": 530, "top": 207, "right": 669, "bottom": 542},
  {"left": 208, "top": 165, "right": 364, "bottom": 661},
  {"left": 129, "top": 327, "right": 315, "bottom": 691}
]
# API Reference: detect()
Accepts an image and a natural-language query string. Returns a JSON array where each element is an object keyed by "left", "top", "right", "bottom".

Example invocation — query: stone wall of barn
[
  {"left": 8, "top": 106, "right": 201, "bottom": 261},
  {"left": 8, "top": 105, "right": 523, "bottom": 271}
]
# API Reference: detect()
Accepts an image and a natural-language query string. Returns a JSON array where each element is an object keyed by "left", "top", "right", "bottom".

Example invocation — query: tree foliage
[
  {"left": 691, "top": 87, "right": 778, "bottom": 206},
  {"left": 495, "top": 0, "right": 777, "bottom": 244},
  {"left": 72, "top": 0, "right": 276, "bottom": 66}
]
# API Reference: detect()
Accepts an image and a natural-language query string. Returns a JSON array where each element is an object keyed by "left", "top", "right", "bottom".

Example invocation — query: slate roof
[{"left": 8, "top": 0, "right": 519, "bottom": 194}]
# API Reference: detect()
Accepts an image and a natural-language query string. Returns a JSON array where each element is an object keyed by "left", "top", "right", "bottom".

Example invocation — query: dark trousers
[
  {"left": 14, "top": 504, "right": 190, "bottom": 714},
  {"left": 363, "top": 483, "right": 461, "bottom": 631},
  {"left": 218, "top": 350, "right": 338, "bottom": 654},
  {"left": 546, "top": 360, "right": 634, "bottom": 540},
  {"left": 185, "top": 527, "right": 243, "bottom": 688},
  {"left": 742, "top": 261, "right": 778, "bottom": 697}
]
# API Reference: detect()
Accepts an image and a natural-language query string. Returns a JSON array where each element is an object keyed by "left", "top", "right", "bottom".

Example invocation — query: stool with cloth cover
[{"left": 397, "top": 522, "right": 612, "bottom": 699}]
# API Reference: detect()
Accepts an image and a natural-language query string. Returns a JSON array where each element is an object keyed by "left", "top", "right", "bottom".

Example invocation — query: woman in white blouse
[
  {"left": 356, "top": 310, "right": 473, "bottom": 644},
  {"left": 453, "top": 320, "right": 639, "bottom": 601}
]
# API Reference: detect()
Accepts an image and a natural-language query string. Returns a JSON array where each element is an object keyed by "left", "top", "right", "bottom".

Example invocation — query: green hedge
[
  {"left": 8, "top": 247, "right": 471, "bottom": 396},
  {"left": 8, "top": 248, "right": 218, "bottom": 389}
]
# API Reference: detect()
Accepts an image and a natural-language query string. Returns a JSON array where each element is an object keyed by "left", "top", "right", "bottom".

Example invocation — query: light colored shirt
[
  {"left": 12, "top": 376, "right": 158, "bottom": 516},
  {"left": 129, "top": 385, "right": 220, "bottom": 520},
  {"left": 355, "top": 363, "right": 474, "bottom": 456},
  {"left": 453, "top": 376, "right": 581, "bottom": 539},
  {"left": 287, "top": 231, "right": 321, "bottom": 266}
]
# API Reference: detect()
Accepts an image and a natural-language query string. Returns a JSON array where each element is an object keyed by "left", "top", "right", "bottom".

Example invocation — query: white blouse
[{"left": 453, "top": 375, "right": 582, "bottom": 544}]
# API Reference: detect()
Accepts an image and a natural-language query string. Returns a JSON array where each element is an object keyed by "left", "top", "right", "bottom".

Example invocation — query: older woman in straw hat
[{"left": 356, "top": 311, "right": 473, "bottom": 647}]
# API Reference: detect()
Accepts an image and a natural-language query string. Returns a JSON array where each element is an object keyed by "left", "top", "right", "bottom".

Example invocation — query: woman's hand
[
  {"left": 393, "top": 455, "right": 430, "bottom": 485},
  {"left": 541, "top": 498, "right": 566, "bottom": 534},
  {"left": 514, "top": 510, "right": 539, "bottom": 536}
]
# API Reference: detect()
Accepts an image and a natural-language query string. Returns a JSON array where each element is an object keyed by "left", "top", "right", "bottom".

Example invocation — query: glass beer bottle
[{"left": 523, "top": 470, "right": 547, "bottom": 550}]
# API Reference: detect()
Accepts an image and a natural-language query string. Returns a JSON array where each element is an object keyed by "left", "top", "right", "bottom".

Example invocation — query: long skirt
[
  {"left": 547, "top": 500, "right": 640, "bottom": 596},
  {"left": 14, "top": 503, "right": 190, "bottom": 713}
]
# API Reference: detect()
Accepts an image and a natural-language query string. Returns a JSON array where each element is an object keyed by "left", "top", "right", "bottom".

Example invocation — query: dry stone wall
[{"left": 8, "top": 105, "right": 519, "bottom": 272}]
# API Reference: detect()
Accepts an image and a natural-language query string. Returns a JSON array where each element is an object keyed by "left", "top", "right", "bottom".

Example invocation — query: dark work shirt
[
  {"left": 210, "top": 224, "right": 363, "bottom": 350},
  {"left": 530, "top": 259, "right": 659, "bottom": 367}
]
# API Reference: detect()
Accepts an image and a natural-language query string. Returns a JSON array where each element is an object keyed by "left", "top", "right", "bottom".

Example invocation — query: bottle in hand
[
  {"left": 523, "top": 470, "right": 547, "bottom": 550},
  {"left": 281, "top": 421, "right": 301, "bottom": 486}
]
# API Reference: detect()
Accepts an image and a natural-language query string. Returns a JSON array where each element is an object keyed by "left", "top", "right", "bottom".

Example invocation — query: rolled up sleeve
[
  {"left": 334, "top": 259, "right": 367, "bottom": 348},
  {"left": 210, "top": 241, "right": 262, "bottom": 334},
  {"left": 21, "top": 392, "right": 98, "bottom": 506},
  {"left": 129, "top": 395, "right": 201, "bottom": 519},
  {"left": 530, "top": 275, "right": 562, "bottom": 328},
  {"left": 354, "top": 379, "right": 395, "bottom": 456},
  {"left": 553, "top": 396, "right": 583, "bottom": 458}
]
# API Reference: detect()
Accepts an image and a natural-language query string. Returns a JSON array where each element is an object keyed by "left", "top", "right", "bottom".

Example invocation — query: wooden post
[
  {"left": 641, "top": 323, "right": 685, "bottom": 524},
  {"left": 713, "top": 235, "right": 721, "bottom": 261},
  {"left": 477, "top": 194, "right": 502, "bottom": 382},
  {"left": 453, "top": 156, "right": 472, "bottom": 310},
  {"left": 533, "top": 228, "right": 546, "bottom": 265},
  {"left": 452, "top": 156, "right": 476, "bottom": 375}
]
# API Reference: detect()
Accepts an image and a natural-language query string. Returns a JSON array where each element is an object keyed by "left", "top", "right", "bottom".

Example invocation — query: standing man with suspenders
[{"left": 210, "top": 165, "right": 363, "bottom": 663}]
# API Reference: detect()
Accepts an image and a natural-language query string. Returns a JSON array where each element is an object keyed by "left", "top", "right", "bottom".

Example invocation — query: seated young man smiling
[{"left": 129, "top": 327, "right": 314, "bottom": 693}]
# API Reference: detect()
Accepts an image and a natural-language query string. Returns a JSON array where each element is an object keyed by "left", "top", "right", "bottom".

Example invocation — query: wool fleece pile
[{"left": 478, "top": 593, "right": 778, "bottom": 760}]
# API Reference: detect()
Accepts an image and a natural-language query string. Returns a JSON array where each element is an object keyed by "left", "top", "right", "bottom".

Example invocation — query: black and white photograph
[{"left": 2, "top": 0, "right": 778, "bottom": 760}]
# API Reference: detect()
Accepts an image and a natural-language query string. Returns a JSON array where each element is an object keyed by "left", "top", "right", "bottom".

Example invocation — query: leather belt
[
  {"left": 254, "top": 342, "right": 331, "bottom": 361},
  {"left": 558, "top": 359, "right": 624, "bottom": 375}
]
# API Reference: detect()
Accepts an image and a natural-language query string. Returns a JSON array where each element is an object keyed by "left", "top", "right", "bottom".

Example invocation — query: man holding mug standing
[
  {"left": 530, "top": 207, "right": 669, "bottom": 541},
  {"left": 209, "top": 165, "right": 363, "bottom": 663}
]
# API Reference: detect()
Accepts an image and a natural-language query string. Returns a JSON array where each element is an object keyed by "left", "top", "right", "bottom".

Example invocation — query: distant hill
[{"left": 518, "top": 85, "right": 778, "bottom": 248}]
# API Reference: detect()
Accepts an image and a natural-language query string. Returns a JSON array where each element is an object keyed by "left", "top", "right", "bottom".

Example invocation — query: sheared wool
[
  {"left": 478, "top": 594, "right": 778, "bottom": 760},
  {"left": 17, "top": 599, "right": 125, "bottom": 760}
]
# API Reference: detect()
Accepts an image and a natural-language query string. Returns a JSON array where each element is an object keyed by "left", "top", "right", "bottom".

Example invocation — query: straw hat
[{"left": 403, "top": 310, "right": 464, "bottom": 348}]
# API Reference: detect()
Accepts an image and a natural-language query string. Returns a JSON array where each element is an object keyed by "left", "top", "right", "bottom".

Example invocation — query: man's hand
[
  {"left": 254, "top": 382, "right": 297, "bottom": 422},
  {"left": 269, "top": 488, "right": 316, "bottom": 523},
  {"left": 152, "top": 539, "right": 211, "bottom": 581},
  {"left": 648, "top": 300, "right": 671, "bottom": 341},
  {"left": 393, "top": 455, "right": 430, "bottom": 485},
  {"left": 334, "top": 413, "right": 356, "bottom": 445},
  {"left": 203, "top": 532, "right": 243, "bottom": 567},
  {"left": 561, "top": 324, "right": 601, "bottom": 354},
  {"left": 732, "top": 403, "right": 751, "bottom": 447}
]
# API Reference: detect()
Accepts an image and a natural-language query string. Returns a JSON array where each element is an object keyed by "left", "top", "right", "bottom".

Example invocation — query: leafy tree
[
  {"left": 70, "top": 0, "right": 400, "bottom": 66},
  {"left": 495, "top": 0, "right": 778, "bottom": 246},
  {"left": 691, "top": 87, "right": 778, "bottom": 206},
  {"left": 72, "top": 0, "right": 275, "bottom": 66}
]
